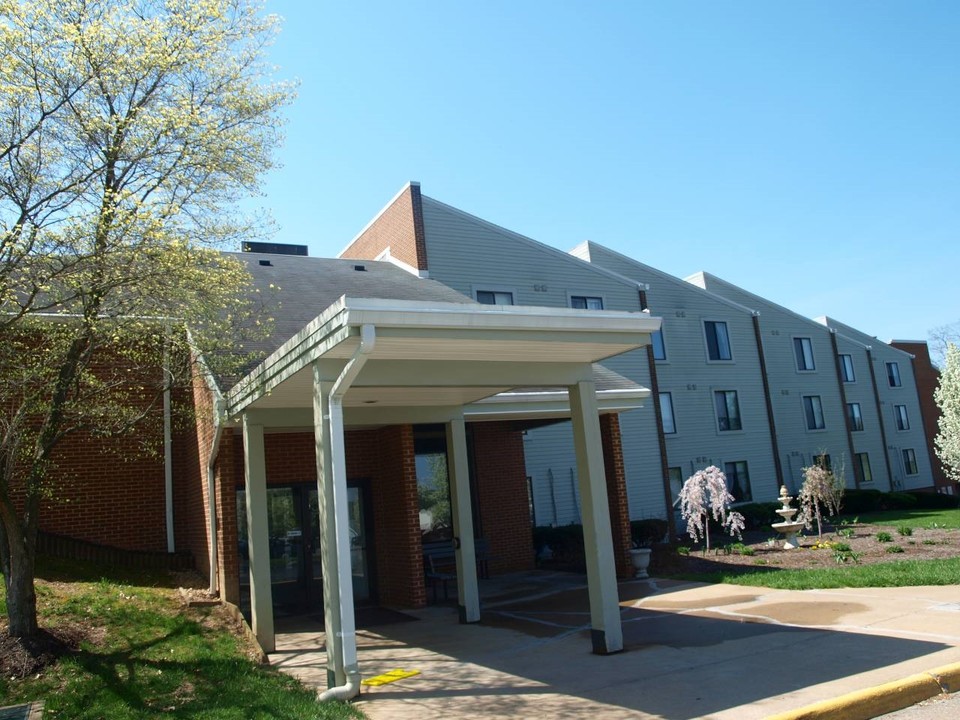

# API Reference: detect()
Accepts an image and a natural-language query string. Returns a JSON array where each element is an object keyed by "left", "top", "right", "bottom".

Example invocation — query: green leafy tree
[
  {"left": 0, "top": 0, "right": 293, "bottom": 638},
  {"left": 934, "top": 343, "right": 960, "bottom": 485}
]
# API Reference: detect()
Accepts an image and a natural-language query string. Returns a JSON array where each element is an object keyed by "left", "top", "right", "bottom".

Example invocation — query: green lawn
[
  {"left": 1, "top": 558, "right": 363, "bottom": 719},
  {"left": 841, "top": 508, "right": 960, "bottom": 529},
  {"left": 671, "top": 556, "right": 960, "bottom": 591}
]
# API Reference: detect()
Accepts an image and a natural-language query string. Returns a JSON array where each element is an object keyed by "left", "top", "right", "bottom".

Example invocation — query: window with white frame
[
  {"left": 570, "top": 295, "right": 603, "bottom": 310},
  {"left": 651, "top": 329, "right": 667, "bottom": 361},
  {"left": 723, "top": 460, "right": 752, "bottom": 502},
  {"left": 668, "top": 467, "right": 683, "bottom": 504},
  {"left": 840, "top": 354, "right": 855, "bottom": 383},
  {"left": 856, "top": 453, "right": 873, "bottom": 483},
  {"left": 803, "top": 395, "right": 826, "bottom": 430},
  {"left": 895, "top": 404, "right": 910, "bottom": 431},
  {"left": 476, "top": 290, "right": 514, "bottom": 305},
  {"left": 660, "top": 392, "right": 677, "bottom": 434},
  {"left": 714, "top": 390, "right": 742, "bottom": 431},
  {"left": 703, "top": 320, "right": 732, "bottom": 361},
  {"left": 847, "top": 402, "right": 864, "bottom": 431},
  {"left": 902, "top": 448, "right": 918, "bottom": 475},
  {"left": 887, "top": 361, "right": 902, "bottom": 387},
  {"left": 794, "top": 337, "right": 815, "bottom": 371}
]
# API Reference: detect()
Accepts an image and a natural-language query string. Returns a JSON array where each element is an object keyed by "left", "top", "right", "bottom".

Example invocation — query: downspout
[
  {"left": 163, "top": 332, "right": 175, "bottom": 553},
  {"left": 206, "top": 398, "right": 225, "bottom": 595},
  {"left": 752, "top": 313, "right": 785, "bottom": 488},
  {"left": 637, "top": 286, "right": 676, "bottom": 541},
  {"left": 866, "top": 347, "right": 896, "bottom": 489},
  {"left": 318, "top": 323, "right": 376, "bottom": 703}
]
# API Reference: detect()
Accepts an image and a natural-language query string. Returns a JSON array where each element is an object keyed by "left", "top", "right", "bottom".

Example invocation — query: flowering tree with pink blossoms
[{"left": 679, "top": 466, "right": 746, "bottom": 551}]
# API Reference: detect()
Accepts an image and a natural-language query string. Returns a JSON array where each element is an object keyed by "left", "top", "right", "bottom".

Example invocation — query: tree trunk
[{"left": 3, "top": 526, "right": 38, "bottom": 638}]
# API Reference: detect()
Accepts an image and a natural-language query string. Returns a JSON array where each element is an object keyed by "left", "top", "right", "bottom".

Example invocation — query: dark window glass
[
  {"left": 856, "top": 453, "right": 873, "bottom": 483},
  {"left": 847, "top": 403, "right": 864, "bottom": 431},
  {"left": 704, "top": 321, "right": 732, "bottom": 361},
  {"left": 714, "top": 390, "right": 742, "bottom": 431},
  {"left": 803, "top": 395, "right": 825, "bottom": 430},
  {"left": 887, "top": 362, "right": 902, "bottom": 387},
  {"left": 660, "top": 392, "right": 676, "bottom": 434},
  {"left": 571, "top": 295, "right": 603, "bottom": 310},
  {"left": 723, "top": 461, "right": 752, "bottom": 502},
  {"left": 840, "top": 354, "right": 856, "bottom": 382},
  {"left": 902, "top": 448, "right": 918, "bottom": 475},
  {"left": 794, "top": 337, "right": 815, "bottom": 371},
  {"left": 476, "top": 290, "right": 514, "bottom": 305},
  {"left": 651, "top": 329, "right": 666, "bottom": 360},
  {"left": 895, "top": 405, "right": 910, "bottom": 431}
]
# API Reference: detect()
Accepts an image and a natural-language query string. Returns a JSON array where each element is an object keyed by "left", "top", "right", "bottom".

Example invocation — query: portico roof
[{"left": 225, "top": 295, "right": 660, "bottom": 424}]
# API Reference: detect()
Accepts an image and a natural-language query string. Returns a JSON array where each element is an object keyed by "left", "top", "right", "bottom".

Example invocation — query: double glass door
[{"left": 237, "top": 482, "right": 373, "bottom": 617}]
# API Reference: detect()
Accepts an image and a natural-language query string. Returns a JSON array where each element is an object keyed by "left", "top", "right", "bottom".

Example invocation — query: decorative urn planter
[{"left": 629, "top": 547, "right": 652, "bottom": 578}]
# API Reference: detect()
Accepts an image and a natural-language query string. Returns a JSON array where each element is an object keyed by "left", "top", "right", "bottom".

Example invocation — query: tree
[
  {"left": 0, "top": 0, "right": 293, "bottom": 638},
  {"left": 797, "top": 460, "right": 844, "bottom": 539},
  {"left": 934, "top": 343, "right": 960, "bottom": 484},
  {"left": 678, "top": 466, "right": 745, "bottom": 551},
  {"left": 929, "top": 321, "right": 960, "bottom": 368}
]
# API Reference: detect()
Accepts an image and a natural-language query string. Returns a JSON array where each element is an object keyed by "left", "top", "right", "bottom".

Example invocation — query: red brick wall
[
  {"left": 471, "top": 422, "right": 535, "bottom": 574},
  {"left": 38, "top": 427, "right": 168, "bottom": 551},
  {"left": 600, "top": 413, "right": 634, "bottom": 578},
  {"left": 338, "top": 184, "right": 428, "bottom": 271},
  {"left": 890, "top": 341, "right": 952, "bottom": 492},
  {"left": 221, "top": 425, "right": 427, "bottom": 609}
]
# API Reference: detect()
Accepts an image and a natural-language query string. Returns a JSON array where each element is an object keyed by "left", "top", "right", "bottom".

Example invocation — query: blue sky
[{"left": 250, "top": 1, "right": 958, "bottom": 343}]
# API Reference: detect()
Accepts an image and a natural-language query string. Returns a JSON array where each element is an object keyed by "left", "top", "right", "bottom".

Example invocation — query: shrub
[
  {"left": 876, "top": 531, "right": 893, "bottom": 543},
  {"left": 838, "top": 528, "right": 855, "bottom": 539},
  {"left": 897, "top": 526, "right": 913, "bottom": 537},
  {"left": 884, "top": 492, "right": 918, "bottom": 510},
  {"left": 886, "top": 545, "right": 905, "bottom": 554},
  {"left": 735, "top": 502, "right": 782, "bottom": 531},
  {"left": 908, "top": 491, "right": 960, "bottom": 509},
  {"left": 841, "top": 489, "right": 885, "bottom": 514},
  {"left": 533, "top": 524, "right": 584, "bottom": 565},
  {"left": 831, "top": 542, "right": 852, "bottom": 552},
  {"left": 631, "top": 518, "right": 669, "bottom": 547}
]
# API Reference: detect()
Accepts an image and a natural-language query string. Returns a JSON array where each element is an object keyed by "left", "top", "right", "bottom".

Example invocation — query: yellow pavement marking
[{"left": 361, "top": 669, "right": 421, "bottom": 687}]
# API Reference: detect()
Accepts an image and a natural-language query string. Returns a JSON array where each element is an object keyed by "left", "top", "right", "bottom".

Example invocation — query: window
[
  {"left": 895, "top": 404, "right": 910, "bottom": 431},
  {"left": 902, "top": 448, "right": 918, "bottom": 475},
  {"left": 856, "top": 453, "right": 873, "bottom": 484},
  {"left": 476, "top": 290, "right": 514, "bottom": 305},
  {"left": 651, "top": 329, "right": 667, "bottom": 361},
  {"left": 571, "top": 295, "right": 603, "bottom": 310},
  {"left": 794, "top": 337, "right": 815, "bottom": 371},
  {"left": 840, "top": 354, "right": 856, "bottom": 383},
  {"left": 714, "top": 390, "right": 742, "bottom": 431},
  {"left": 887, "top": 361, "right": 901, "bottom": 387},
  {"left": 668, "top": 467, "right": 684, "bottom": 504},
  {"left": 723, "top": 461, "right": 752, "bottom": 502},
  {"left": 847, "top": 402, "right": 864, "bottom": 431},
  {"left": 704, "top": 320, "right": 732, "bottom": 361},
  {"left": 803, "top": 395, "right": 826, "bottom": 430},
  {"left": 660, "top": 392, "right": 677, "bottom": 434}
]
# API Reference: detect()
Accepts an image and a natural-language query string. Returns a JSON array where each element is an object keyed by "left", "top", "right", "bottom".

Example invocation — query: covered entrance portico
[{"left": 223, "top": 296, "right": 658, "bottom": 696}]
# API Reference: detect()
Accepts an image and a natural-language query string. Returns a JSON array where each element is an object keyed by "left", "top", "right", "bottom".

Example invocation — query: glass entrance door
[{"left": 237, "top": 481, "right": 374, "bottom": 617}]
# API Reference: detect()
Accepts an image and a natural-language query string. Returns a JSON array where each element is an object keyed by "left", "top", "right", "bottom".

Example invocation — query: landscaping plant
[
  {"left": 678, "top": 466, "right": 745, "bottom": 552},
  {"left": 798, "top": 462, "right": 845, "bottom": 539}
]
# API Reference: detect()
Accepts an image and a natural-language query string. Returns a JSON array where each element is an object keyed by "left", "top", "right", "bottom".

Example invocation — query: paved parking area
[{"left": 269, "top": 573, "right": 960, "bottom": 719}]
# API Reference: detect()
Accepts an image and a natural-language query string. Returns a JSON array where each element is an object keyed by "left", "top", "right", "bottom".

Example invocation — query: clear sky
[{"left": 249, "top": 0, "right": 958, "bottom": 344}]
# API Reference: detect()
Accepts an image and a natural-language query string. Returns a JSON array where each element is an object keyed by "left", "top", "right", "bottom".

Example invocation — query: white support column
[
  {"left": 313, "top": 372, "right": 343, "bottom": 687},
  {"left": 446, "top": 416, "right": 480, "bottom": 623},
  {"left": 242, "top": 414, "right": 275, "bottom": 653},
  {"left": 569, "top": 380, "right": 624, "bottom": 654}
]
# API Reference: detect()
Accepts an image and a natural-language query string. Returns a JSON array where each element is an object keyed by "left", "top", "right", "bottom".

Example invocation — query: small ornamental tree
[
  {"left": 797, "top": 462, "right": 845, "bottom": 539},
  {"left": 934, "top": 343, "right": 960, "bottom": 485},
  {"left": 678, "top": 466, "right": 745, "bottom": 551}
]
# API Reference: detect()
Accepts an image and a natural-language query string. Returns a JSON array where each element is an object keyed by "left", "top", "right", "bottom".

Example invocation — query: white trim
[{"left": 374, "top": 247, "right": 429, "bottom": 278}]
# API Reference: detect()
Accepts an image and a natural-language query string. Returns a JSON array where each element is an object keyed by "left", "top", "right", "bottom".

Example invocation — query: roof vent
[
  {"left": 353, "top": 264, "right": 367, "bottom": 272},
  {"left": 258, "top": 259, "right": 272, "bottom": 267}
]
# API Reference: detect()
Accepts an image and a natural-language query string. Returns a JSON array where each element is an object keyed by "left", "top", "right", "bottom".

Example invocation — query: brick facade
[
  {"left": 600, "top": 413, "right": 634, "bottom": 578},
  {"left": 339, "top": 183, "right": 428, "bottom": 271},
  {"left": 471, "top": 422, "right": 536, "bottom": 574}
]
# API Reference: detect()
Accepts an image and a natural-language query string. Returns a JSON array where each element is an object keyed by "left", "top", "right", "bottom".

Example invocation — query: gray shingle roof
[{"left": 228, "top": 252, "right": 472, "bottom": 359}]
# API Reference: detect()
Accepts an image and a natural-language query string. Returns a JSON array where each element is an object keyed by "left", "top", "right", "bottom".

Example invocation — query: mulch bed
[
  {"left": 0, "top": 625, "right": 85, "bottom": 680},
  {"left": 651, "top": 522, "right": 959, "bottom": 576}
]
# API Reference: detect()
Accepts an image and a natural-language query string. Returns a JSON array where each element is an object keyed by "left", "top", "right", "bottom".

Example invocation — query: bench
[{"left": 422, "top": 538, "right": 491, "bottom": 603}]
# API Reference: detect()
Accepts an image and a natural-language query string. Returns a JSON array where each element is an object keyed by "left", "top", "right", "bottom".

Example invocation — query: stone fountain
[{"left": 771, "top": 485, "right": 804, "bottom": 549}]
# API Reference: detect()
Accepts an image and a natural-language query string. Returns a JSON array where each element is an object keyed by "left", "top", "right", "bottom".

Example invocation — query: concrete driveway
[{"left": 269, "top": 573, "right": 960, "bottom": 719}]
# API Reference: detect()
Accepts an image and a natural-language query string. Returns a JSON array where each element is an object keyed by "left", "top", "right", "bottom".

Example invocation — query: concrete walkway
[{"left": 268, "top": 573, "right": 960, "bottom": 719}]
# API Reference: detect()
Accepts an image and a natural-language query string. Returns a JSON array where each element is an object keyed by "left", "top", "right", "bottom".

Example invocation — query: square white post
[
  {"left": 446, "top": 417, "right": 480, "bottom": 623},
  {"left": 569, "top": 380, "right": 623, "bottom": 654},
  {"left": 313, "top": 371, "right": 343, "bottom": 687},
  {"left": 242, "top": 414, "right": 275, "bottom": 653}
]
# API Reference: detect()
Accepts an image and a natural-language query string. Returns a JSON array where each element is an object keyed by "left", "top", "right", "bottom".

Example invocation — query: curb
[{"left": 765, "top": 662, "right": 960, "bottom": 720}]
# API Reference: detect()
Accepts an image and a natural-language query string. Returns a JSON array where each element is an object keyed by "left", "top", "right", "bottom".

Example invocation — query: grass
[
  {"left": 670, "top": 556, "right": 960, "bottom": 590},
  {"left": 843, "top": 508, "right": 960, "bottom": 529},
  {"left": 1, "top": 558, "right": 363, "bottom": 720}
]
